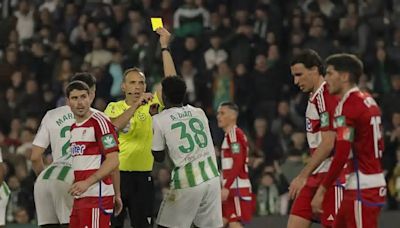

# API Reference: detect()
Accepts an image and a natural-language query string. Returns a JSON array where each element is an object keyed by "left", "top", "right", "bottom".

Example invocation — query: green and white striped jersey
[
  {"left": 37, "top": 153, "right": 74, "bottom": 184},
  {"left": 152, "top": 105, "right": 219, "bottom": 189}
]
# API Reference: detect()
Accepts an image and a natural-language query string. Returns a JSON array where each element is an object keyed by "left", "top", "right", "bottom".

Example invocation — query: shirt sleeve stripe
[{"left": 93, "top": 113, "right": 110, "bottom": 134}]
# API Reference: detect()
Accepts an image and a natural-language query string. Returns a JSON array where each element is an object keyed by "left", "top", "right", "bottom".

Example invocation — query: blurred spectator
[
  {"left": 252, "top": 54, "right": 283, "bottom": 121},
  {"left": 176, "top": 35, "right": 203, "bottom": 70},
  {"left": 109, "top": 50, "right": 124, "bottom": 99},
  {"left": 0, "top": 47, "right": 19, "bottom": 88},
  {"left": 251, "top": 117, "right": 282, "bottom": 163},
  {"left": 281, "top": 146, "right": 304, "bottom": 184},
  {"left": 381, "top": 74, "right": 400, "bottom": 123},
  {"left": 15, "top": 128, "right": 34, "bottom": 158},
  {"left": 14, "top": 207, "right": 30, "bottom": 224},
  {"left": 180, "top": 59, "right": 211, "bottom": 109},
  {"left": 212, "top": 62, "right": 234, "bottom": 112},
  {"left": 256, "top": 172, "right": 280, "bottom": 216},
  {"left": 84, "top": 36, "right": 112, "bottom": 67},
  {"left": 173, "top": 0, "right": 210, "bottom": 37},
  {"left": 233, "top": 63, "right": 253, "bottom": 129},
  {"left": 368, "top": 47, "right": 397, "bottom": 96},
  {"left": 204, "top": 33, "right": 228, "bottom": 70},
  {"left": 124, "top": 31, "right": 152, "bottom": 73},
  {"left": 388, "top": 147, "right": 400, "bottom": 209},
  {"left": 271, "top": 100, "right": 304, "bottom": 136},
  {"left": 17, "top": 79, "right": 44, "bottom": 118},
  {"left": 14, "top": 0, "right": 34, "bottom": 42}
]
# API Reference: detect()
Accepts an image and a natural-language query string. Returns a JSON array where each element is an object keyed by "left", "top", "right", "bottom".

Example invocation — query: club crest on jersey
[
  {"left": 138, "top": 111, "right": 146, "bottom": 121},
  {"left": 70, "top": 143, "right": 86, "bottom": 156},
  {"left": 102, "top": 134, "right": 117, "bottom": 149}
]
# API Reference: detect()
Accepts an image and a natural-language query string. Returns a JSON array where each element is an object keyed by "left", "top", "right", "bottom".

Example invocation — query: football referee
[{"left": 104, "top": 28, "right": 176, "bottom": 228}]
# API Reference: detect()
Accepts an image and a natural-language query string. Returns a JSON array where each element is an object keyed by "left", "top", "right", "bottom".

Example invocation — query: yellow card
[{"left": 151, "top": 18, "right": 163, "bottom": 31}]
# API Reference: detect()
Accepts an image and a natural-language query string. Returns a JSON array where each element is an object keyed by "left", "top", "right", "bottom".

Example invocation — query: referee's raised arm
[{"left": 155, "top": 28, "right": 177, "bottom": 105}]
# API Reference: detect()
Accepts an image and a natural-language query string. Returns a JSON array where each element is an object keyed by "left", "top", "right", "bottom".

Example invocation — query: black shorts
[{"left": 111, "top": 171, "right": 154, "bottom": 228}]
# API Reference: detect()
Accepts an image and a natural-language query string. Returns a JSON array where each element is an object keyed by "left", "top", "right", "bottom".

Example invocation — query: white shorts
[
  {"left": 34, "top": 178, "right": 73, "bottom": 225},
  {"left": 157, "top": 177, "right": 223, "bottom": 228},
  {"left": 0, "top": 184, "right": 10, "bottom": 226}
]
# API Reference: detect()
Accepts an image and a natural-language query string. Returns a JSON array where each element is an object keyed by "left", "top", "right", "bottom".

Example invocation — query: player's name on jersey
[
  {"left": 170, "top": 110, "right": 193, "bottom": 121},
  {"left": 184, "top": 150, "right": 211, "bottom": 164},
  {"left": 56, "top": 113, "right": 74, "bottom": 127}
]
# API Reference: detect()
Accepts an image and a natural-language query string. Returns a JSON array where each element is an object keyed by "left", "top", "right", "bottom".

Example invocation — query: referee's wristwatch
[{"left": 161, "top": 47, "right": 170, "bottom": 52}]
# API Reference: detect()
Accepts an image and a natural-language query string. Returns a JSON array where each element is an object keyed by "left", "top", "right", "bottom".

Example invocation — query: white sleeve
[
  {"left": 0, "top": 149, "right": 3, "bottom": 162},
  {"left": 32, "top": 113, "right": 51, "bottom": 149},
  {"left": 152, "top": 117, "right": 165, "bottom": 151}
]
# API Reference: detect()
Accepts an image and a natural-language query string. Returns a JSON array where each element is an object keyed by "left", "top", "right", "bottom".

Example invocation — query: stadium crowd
[{"left": 0, "top": 0, "right": 400, "bottom": 225}]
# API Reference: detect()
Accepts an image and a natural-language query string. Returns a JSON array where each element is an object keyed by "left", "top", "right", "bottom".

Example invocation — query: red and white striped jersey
[
  {"left": 70, "top": 112, "right": 119, "bottom": 208},
  {"left": 221, "top": 126, "right": 252, "bottom": 197},
  {"left": 306, "top": 81, "right": 339, "bottom": 174},
  {"left": 322, "top": 87, "right": 386, "bottom": 190}
]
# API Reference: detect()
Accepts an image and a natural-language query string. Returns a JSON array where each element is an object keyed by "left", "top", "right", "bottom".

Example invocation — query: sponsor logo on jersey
[
  {"left": 335, "top": 116, "right": 346, "bottom": 128},
  {"left": 306, "top": 118, "right": 312, "bottom": 132},
  {"left": 320, "top": 112, "right": 329, "bottom": 128},
  {"left": 71, "top": 143, "right": 86, "bottom": 156},
  {"left": 101, "top": 134, "right": 117, "bottom": 149},
  {"left": 231, "top": 143, "right": 240, "bottom": 154}
]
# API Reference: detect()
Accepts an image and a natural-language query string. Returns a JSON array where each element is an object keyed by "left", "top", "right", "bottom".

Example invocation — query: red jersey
[
  {"left": 306, "top": 81, "right": 339, "bottom": 175},
  {"left": 322, "top": 87, "right": 386, "bottom": 192},
  {"left": 221, "top": 127, "right": 252, "bottom": 197},
  {"left": 70, "top": 112, "right": 119, "bottom": 209}
]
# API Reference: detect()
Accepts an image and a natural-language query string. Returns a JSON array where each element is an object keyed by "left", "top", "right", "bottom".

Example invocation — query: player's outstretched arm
[
  {"left": 31, "top": 145, "right": 46, "bottom": 176},
  {"left": 289, "top": 131, "right": 335, "bottom": 199},
  {"left": 69, "top": 152, "right": 119, "bottom": 196}
]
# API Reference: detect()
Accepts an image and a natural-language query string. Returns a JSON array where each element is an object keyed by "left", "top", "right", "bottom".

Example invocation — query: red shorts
[
  {"left": 290, "top": 175, "right": 343, "bottom": 227},
  {"left": 333, "top": 187, "right": 385, "bottom": 228},
  {"left": 70, "top": 197, "right": 114, "bottom": 228},
  {"left": 222, "top": 193, "right": 253, "bottom": 223},
  {"left": 70, "top": 207, "right": 112, "bottom": 228}
]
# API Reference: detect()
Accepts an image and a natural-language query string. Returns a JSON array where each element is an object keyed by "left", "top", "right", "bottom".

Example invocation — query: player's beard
[{"left": 74, "top": 106, "right": 90, "bottom": 119}]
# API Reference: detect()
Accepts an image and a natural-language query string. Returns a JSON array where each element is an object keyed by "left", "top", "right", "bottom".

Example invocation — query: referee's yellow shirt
[{"left": 104, "top": 94, "right": 161, "bottom": 171}]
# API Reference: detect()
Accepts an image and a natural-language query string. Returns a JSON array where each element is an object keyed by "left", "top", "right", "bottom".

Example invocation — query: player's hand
[
  {"left": 114, "top": 195, "right": 123, "bottom": 216},
  {"left": 149, "top": 103, "right": 160, "bottom": 116},
  {"left": 311, "top": 186, "right": 325, "bottom": 214},
  {"left": 136, "top": 93, "right": 153, "bottom": 106},
  {"left": 288, "top": 175, "right": 307, "bottom": 199},
  {"left": 156, "top": 27, "right": 171, "bottom": 48},
  {"left": 69, "top": 180, "right": 91, "bottom": 196},
  {"left": 221, "top": 188, "right": 230, "bottom": 201}
]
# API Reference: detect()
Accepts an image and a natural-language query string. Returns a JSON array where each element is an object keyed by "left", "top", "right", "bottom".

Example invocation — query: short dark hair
[
  {"left": 325, "top": 53, "right": 363, "bottom": 84},
  {"left": 219, "top": 101, "right": 239, "bottom": 113},
  {"left": 65, "top": 81, "right": 90, "bottom": 98},
  {"left": 290, "top": 49, "right": 325, "bottom": 75},
  {"left": 161, "top": 76, "right": 186, "bottom": 105},
  {"left": 69, "top": 72, "right": 96, "bottom": 88}
]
